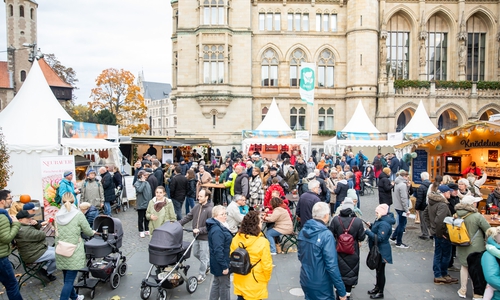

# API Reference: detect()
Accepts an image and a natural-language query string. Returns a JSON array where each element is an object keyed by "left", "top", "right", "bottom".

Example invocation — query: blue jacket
[
  {"left": 84, "top": 205, "right": 99, "bottom": 228},
  {"left": 59, "top": 178, "right": 77, "bottom": 202},
  {"left": 366, "top": 213, "right": 396, "bottom": 264},
  {"left": 482, "top": 237, "right": 500, "bottom": 300},
  {"left": 298, "top": 219, "right": 346, "bottom": 300},
  {"left": 207, "top": 218, "right": 232, "bottom": 277},
  {"left": 296, "top": 192, "right": 321, "bottom": 226}
]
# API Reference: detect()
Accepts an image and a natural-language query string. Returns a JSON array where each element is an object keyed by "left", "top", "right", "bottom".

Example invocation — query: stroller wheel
[
  {"left": 118, "top": 263, "right": 127, "bottom": 276},
  {"left": 186, "top": 276, "right": 198, "bottom": 294},
  {"left": 90, "top": 289, "right": 95, "bottom": 299},
  {"left": 109, "top": 272, "right": 120, "bottom": 289},
  {"left": 156, "top": 289, "right": 167, "bottom": 300},
  {"left": 140, "top": 286, "right": 152, "bottom": 300}
]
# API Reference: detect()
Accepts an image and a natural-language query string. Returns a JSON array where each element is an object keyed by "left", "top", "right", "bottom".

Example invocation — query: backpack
[
  {"left": 336, "top": 217, "right": 356, "bottom": 255},
  {"left": 230, "top": 242, "right": 261, "bottom": 280},
  {"left": 444, "top": 213, "right": 475, "bottom": 246}
]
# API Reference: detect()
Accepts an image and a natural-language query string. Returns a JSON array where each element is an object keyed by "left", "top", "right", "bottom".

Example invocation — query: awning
[{"left": 62, "top": 139, "right": 119, "bottom": 151}]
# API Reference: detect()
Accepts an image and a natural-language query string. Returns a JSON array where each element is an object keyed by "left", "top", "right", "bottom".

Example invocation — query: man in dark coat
[
  {"left": 314, "top": 169, "right": 328, "bottom": 203},
  {"left": 378, "top": 168, "right": 393, "bottom": 207},
  {"left": 152, "top": 160, "right": 164, "bottom": 186},
  {"left": 389, "top": 154, "right": 400, "bottom": 181},
  {"left": 99, "top": 167, "right": 115, "bottom": 216},
  {"left": 415, "top": 171, "right": 431, "bottom": 240},
  {"left": 297, "top": 180, "right": 321, "bottom": 226},
  {"left": 295, "top": 157, "right": 308, "bottom": 180},
  {"left": 170, "top": 166, "right": 189, "bottom": 220}
]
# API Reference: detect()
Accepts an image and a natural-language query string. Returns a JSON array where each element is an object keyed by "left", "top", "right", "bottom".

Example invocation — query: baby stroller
[
  {"left": 74, "top": 216, "right": 127, "bottom": 299},
  {"left": 140, "top": 222, "right": 198, "bottom": 300}
]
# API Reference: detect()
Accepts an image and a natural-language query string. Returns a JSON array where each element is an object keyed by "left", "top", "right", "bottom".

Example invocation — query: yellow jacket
[
  {"left": 224, "top": 171, "right": 237, "bottom": 196},
  {"left": 230, "top": 232, "right": 273, "bottom": 300}
]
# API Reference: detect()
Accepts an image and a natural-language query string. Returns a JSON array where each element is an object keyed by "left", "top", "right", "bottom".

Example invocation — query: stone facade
[{"left": 172, "top": 0, "right": 500, "bottom": 151}]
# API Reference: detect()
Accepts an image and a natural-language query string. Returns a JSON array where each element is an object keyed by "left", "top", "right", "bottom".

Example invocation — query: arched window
[
  {"left": 262, "top": 106, "right": 268, "bottom": 120},
  {"left": 438, "top": 109, "right": 459, "bottom": 130},
  {"left": 386, "top": 14, "right": 410, "bottom": 79},
  {"left": 426, "top": 15, "right": 449, "bottom": 80},
  {"left": 20, "top": 70, "right": 26, "bottom": 82},
  {"left": 261, "top": 49, "right": 278, "bottom": 87},
  {"left": 318, "top": 107, "right": 334, "bottom": 130},
  {"left": 290, "top": 106, "right": 306, "bottom": 130},
  {"left": 203, "top": 45, "right": 224, "bottom": 84},
  {"left": 19, "top": 5, "right": 24, "bottom": 17},
  {"left": 290, "top": 49, "right": 306, "bottom": 86},
  {"left": 318, "top": 49, "right": 334, "bottom": 87},
  {"left": 30, "top": 8, "right": 34, "bottom": 20},
  {"left": 9, "top": 5, "right": 13, "bottom": 17},
  {"left": 466, "top": 15, "right": 487, "bottom": 81}
]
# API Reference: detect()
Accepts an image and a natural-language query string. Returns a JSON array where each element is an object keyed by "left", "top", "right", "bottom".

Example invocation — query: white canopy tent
[
  {"left": 0, "top": 59, "right": 118, "bottom": 200},
  {"left": 401, "top": 100, "right": 439, "bottom": 138}
]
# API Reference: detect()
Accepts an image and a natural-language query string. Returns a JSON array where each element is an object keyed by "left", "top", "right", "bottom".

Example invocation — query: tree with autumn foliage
[
  {"left": 89, "top": 68, "right": 148, "bottom": 135},
  {"left": 0, "top": 128, "right": 12, "bottom": 189}
]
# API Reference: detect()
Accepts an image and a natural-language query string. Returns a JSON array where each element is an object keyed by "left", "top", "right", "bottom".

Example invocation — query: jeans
[
  {"left": 35, "top": 246, "right": 56, "bottom": 274},
  {"left": 193, "top": 240, "right": 209, "bottom": 276},
  {"left": 418, "top": 210, "right": 429, "bottom": 237},
  {"left": 0, "top": 256, "right": 23, "bottom": 300},
  {"left": 185, "top": 197, "right": 195, "bottom": 215},
  {"left": 137, "top": 209, "right": 149, "bottom": 232},
  {"left": 103, "top": 201, "right": 111, "bottom": 216},
  {"left": 60, "top": 270, "right": 78, "bottom": 300},
  {"left": 355, "top": 190, "right": 360, "bottom": 208},
  {"left": 433, "top": 236, "right": 452, "bottom": 278},
  {"left": 209, "top": 274, "right": 231, "bottom": 300},
  {"left": 265, "top": 228, "right": 282, "bottom": 253},
  {"left": 165, "top": 183, "right": 171, "bottom": 198},
  {"left": 173, "top": 198, "right": 184, "bottom": 220},
  {"left": 392, "top": 209, "right": 407, "bottom": 245},
  {"left": 325, "top": 190, "right": 331, "bottom": 203}
]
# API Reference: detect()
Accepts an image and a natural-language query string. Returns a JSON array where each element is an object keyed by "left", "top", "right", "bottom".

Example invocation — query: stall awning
[
  {"left": 242, "top": 138, "right": 308, "bottom": 146},
  {"left": 62, "top": 139, "right": 119, "bottom": 151}
]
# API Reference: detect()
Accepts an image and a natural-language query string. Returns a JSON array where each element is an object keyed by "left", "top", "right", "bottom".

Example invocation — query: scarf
[
  {"left": 239, "top": 205, "right": 249, "bottom": 215},
  {"left": 154, "top": 199, "right": 167, "bottom": 212},
  {"left": 0, "top": 209, "right": 12, "bottom": 224}
]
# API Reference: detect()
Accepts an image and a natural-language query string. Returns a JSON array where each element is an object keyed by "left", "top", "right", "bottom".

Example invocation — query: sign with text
[
  {"left": 61, "top": 120, "right": 118, "bottom": 140},
  {"left": 40, "top": 156, "right": 75, "bottom": 217},
  {"left": 412, "top": 149, "right": 428, "bottom": 184}
]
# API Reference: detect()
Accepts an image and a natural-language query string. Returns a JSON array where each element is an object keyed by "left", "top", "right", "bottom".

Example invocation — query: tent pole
[{"left": 308, "top": 104, "right": 313, "bottom": 158}]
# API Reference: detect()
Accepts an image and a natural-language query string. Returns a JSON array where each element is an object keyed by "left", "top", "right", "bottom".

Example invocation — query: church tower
[{"left": 5, "top": 0, "right": 38, "bottom": 93}]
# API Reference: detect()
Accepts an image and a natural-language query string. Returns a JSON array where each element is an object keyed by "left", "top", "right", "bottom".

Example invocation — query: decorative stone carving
[
  {"left": 419, "top": 41, "right": 426, "bottom": 67},
  {"left": 196, "top": 95, "right": 232, "bottom": 118},
  {"left": 419, "top": 11, "right": 427, "bottom": 40},
  {"left": 457, "top": 12, "right": 467, "bottom": 41}
]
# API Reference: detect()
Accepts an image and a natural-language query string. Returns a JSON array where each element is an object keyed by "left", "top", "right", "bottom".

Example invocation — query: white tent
[
  {"left": 401, "top": 100, "right": 439, "bottom": 137},
  {"left": 341, "top": 100, "right": 380, "bottom": 133}
]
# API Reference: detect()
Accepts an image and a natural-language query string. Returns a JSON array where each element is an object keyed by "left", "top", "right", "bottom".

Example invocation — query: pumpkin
[{"left": 19, "top": 194, "right": 31, "bottom": 203}]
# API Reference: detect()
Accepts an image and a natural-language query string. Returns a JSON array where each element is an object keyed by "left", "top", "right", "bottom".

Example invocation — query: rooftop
[
  {"left": 38, "top": 58, "right": 72, "bottom": 88},
  {"left": 143, "top": 81, "right": 172, "bottom": 100},
  {"left": 0, "top": 62, "right": 11, "bottom": 88}
]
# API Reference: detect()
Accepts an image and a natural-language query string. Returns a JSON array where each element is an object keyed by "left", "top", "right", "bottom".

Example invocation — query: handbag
[
  {"left": 54, "top": 222, "right": 80, "bottom": 258},
  {"left": 366, "top": 235, "right": 381, "bottom": 270}
]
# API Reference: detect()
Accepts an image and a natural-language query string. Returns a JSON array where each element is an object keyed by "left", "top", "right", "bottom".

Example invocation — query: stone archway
[
  {"left": 396, "top": 108, "right": 416, "bottom": 132},
  {"left": 479, "top": 108, "right": 500, "bottom": 121},
  {"left": 437, "top": 109, "right": 459, "bottom": 130}
]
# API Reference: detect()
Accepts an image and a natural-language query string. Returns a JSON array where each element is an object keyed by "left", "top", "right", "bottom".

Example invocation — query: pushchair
[
  {"left": 74, "top": 216, "right": 127, "bottom": 299},
  {"left": 140, "top": 222, "right": 198, "bottom": 300}
]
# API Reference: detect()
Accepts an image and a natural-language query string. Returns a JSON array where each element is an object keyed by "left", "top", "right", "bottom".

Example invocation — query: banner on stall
[
  {"left": 40, "top": 156, "right": 75, "bottom": 215},
  {"left": 61, "top": 120, "right": 119, "bottom": 140},
  {"left": 299, "top": 63, "right": 316, "bottom": 105}
]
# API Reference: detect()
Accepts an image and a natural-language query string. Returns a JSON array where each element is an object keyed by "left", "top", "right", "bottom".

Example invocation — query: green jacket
[
  {"left": 455, "top": 204, "right": 491, "bottom": 267},
  {"left": 146, "top": 197, "right": 176, "bottom": 233},
  {"left": 16, "top": 223, "right": 48, "bottom": 263},
  {"left": 0, "top": 214, "right": 20, "bottom": 258},
  {"left": 55, "top": 206, "right": 93, "bottom": 270}
]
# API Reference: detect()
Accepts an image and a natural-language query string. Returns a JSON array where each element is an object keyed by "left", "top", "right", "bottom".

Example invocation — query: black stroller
[
  {"left": 140, "top": 222, "right": 198, "bottom": 300},
  {"left": 74, "top": 216, "right": 127, "bottom": 299}
]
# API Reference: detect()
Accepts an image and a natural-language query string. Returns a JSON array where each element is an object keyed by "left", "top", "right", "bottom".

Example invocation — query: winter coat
[
  {"left": 230, "top": 232, "right": 273, "bottom": 300},
  {"left": 101, "top": 171, "right": 116, "bottom": 202},
  {"left": 455, "top": 204, "right": 490, "bottom": 267},
  {"left": 285, "top": 170, "right": 299, "bottom": 192},
  {"left": 153, "top": 168, "right": 163, "bottom": 186},
  {"left": 482, "top": 237, "right": 500, "bottom": 300},
  {"left": 365, "top": 213, "right": 395, "bottom": 264},
  {"left": 226, "top": 201, "right": 245, "bottom": 234},
  {"left": 207, "top": 218, "right": 232, "bottom": 277},
  {"left": 234, "top": 172, "right": 249, "bottom": 198},
  {"left": 170, "top": 173, "right": 188, "bottom": 201},
  {"left": 424, "top": 192, "right": 451, "bottom": 238},
  {"left": 249, "top": 175, "right": 264, "bottom": 207},
  {"left": 354, "top": 171, "right": 362, "bottom": 191},
  {"left": 487, "top": 191, "right": 500, "bottom": 208},
  {"left": 146, "top": 197, "right": 176, "bottom": 233},
  {"left": 58, "top": 178, "right": 77, "bottom": 202},
  {"left": 325, "top": 177, "right": 338, "bottom": 204},
  {"left": 390, "top": 156, "right": 400, "bottom": 174},
  {"left": 80, "top": 178, "right": 104, "bottom": 208},
  {"left": 84, "top": 205, "right": 99, "bottom": 228},
  {"left": 297, "top": 191, "right": 321, "bottom": 226},
  {"left": 296, "top": 162, "right": 308, "bottom": 179},
  {"left": 15, "top": 223, "right": 48, "bottom": 263},
  {"left": 415, "top": 179, "right": 431, "bottom": 211},
  {"left": 329, "top": 209, "right": 366, "bottom": 286},
  {"left": 265, "top": 207, "right": 293, "bottom": 235},
  {"left": 306, "top": 161, "right": 316, "bottom": 175},
  {"left": 0, "top": 213, "right": 20, "bottom": 258},
  {"left": 55, "top": 205, "right": 94, "bottom": 270},
  {"left": 113, "top": 171, "right": 123, "bottom": 189},
  {"left": 378, "top": 172, "right": 393, "bottom": 206},
  {"left": 186, "top": 178, "right": 197, "bottom": 198},
  {"left": 335, "top": 180, "right": 349, "bottom": 204},
  {"left": 392, "top": 175, "right": 410, "bottom": 212},
  {"left": 134, "top": 180, "right": 152, "bottom": 210},
  {"left": 179, "top": 201, "right": 214, "bottom": 241},
  {"left": 146, "top": 174, "right": 159, "bottom": 195},
  {"left": 298, "top": 219, "right": 347, "bottom": 300}
]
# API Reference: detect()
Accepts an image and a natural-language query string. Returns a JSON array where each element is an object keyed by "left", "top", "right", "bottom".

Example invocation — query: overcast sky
[{"left": 0, "top": 0, "right": 172, "bottom": 105}]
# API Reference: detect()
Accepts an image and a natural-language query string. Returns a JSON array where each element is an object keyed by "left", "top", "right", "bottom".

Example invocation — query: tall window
[
  {"left": 316, "top": 13, "right": 337, "bottom": 32},
  {"left": 287, "top": 12, "right": 309, "bottom": 31},
  {"left": 9, "top": 5, "right": 13, "bottom": 17},
  {"left": 467, "top": 15, "right": 486, "bottom": 81},
  {"left": 317, "top": 49, "right": 334, "bottom": 87},
  {"left": 173, "top": 51, "right": 178, "bottom": 87},
  {"left": 290, "top": 49, "right": 306, "bottom": 86},
  {"left": 203, "top": 45, "right": 224, "bottom": 84},
  {"left": 426, "top": 16, "right": 448, "bottom": 80},
  {"left": 261, "top": 49, "right": 278, "bottom": 87},
  {"left": 262, "top": 107, "right": 268, "bottom": 120},
  {"left": 259, "top": 12, "right": 280, "bottom": 31},
  {"left": 20, "top": 70, "right": 26, "bottom": 82},
  {"left": 30, "top": 8, "right": 34, "bottom": 19},
  {"left": 386, "top": 15, "right": 410, "bottom": 79},
  {"left": 318, "top": 107, "right": 334, "bottom": 130},
  {"left": 290, "top": 107, "right": 306, "bottom": 130},
  {"left": 203, "top": 0, "right": 225, "bottom": 25},
  {"left": 19, "top": 5, "right": 24, "bottom": 17}
]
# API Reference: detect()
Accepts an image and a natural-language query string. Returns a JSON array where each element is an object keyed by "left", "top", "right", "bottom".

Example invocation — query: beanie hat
[
  {"left": 383, "top": 167, "right": 391, "bottom": 175},
  {"left": 438, "top": 185, "right": 451, "bottom": 193},
  {"left": 87, "top": 169, "right": 96, "bottom": 176},
  {"left": 342, "top": 198, "right": 355, "bottom": 210},
  {"left": 375, "top": 204, "right": 389, "bottom": 216},
  {"left": 347, "top": 189, "right": 357, "bottom": 200},
  {"left": 63, "top": 170, "right": 73, "bottom": 177}
]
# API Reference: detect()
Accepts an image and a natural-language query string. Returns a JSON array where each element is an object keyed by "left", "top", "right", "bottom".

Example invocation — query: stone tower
[{"left": 5, "top": 0, "right": 37, "bottom": 93}]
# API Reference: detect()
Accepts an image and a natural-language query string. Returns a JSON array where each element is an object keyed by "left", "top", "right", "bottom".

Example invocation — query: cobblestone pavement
[{"left": 2, "top": 191, "right": 472, "bottom": 299}]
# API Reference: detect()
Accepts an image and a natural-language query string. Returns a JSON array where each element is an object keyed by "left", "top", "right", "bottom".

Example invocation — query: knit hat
[
  {"left": 63, "top": 170, "right": 73, "bottom": 177},
  {"left": 461, "top": 195, "right": 482, "bottom": 206},
  {"left": 375, "top": 204, "right": 389, "bottom": 216},
  {"left": 347, "top": 189, "right": 357, "bottom": 200},
  {"left": 306, "top": 172, "right": 316, "bottom": 180},
  {"left": 87, "top": 169, "right": 96, "bottom": 176},
  {"left": 342, "top": 198, "right": 355, "bottom": 210},
  {"left": 383, "top": 167, "right": 391, "bottom": 175}
]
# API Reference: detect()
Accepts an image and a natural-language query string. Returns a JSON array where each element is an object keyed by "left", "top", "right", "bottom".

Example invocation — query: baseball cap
[
  {"left": 16, "top": 210, "right": 35, "bottom": 219},
  {"left": 438, "top": 185, "right": 451, "bottom": 193},
  {"left": 23, "top": 203, "right": 38, "bottom": 211}
]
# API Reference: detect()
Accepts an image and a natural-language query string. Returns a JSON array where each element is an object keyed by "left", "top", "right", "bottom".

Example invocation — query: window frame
[
  {"left": 317, "top": 49, "right": 335, "bottom": 88},
  {"left": 203, "top": 45, "right": 225, "bottom": 84},
  {"left": 290, "top": 106, "right": 306, "bottom": 130},
  {"left": 318, "top": 107, "right": 334, "bottom": 130},
  {"left": 202, "top": 0, "right": 225, "bottom": 26},
  {"left": 261, "top": 49, "right": 279, "bottom": 87}
]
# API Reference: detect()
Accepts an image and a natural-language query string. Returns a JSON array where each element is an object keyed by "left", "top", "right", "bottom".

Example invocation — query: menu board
[
  {"left": 123, "top": 176, "right": 136, "bottom": 200},
  {"left": 412, "top": 149, "right": 428, "bottom": 184}
]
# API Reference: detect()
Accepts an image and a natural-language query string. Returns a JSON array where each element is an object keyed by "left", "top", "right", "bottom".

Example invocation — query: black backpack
[{"left": 230, "top": 242, "right": 261, "bottom": 281}]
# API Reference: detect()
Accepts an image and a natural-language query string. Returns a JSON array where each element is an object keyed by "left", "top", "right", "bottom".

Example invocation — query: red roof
[
  {"left": 38, "top": 58, "right": 72, "bottom": 88},
  {"left": 0, "top": 62, "right": 11, "bottom": 88}
]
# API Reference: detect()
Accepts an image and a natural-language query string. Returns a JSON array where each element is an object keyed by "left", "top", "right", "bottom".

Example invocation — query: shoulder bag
[
  {"left": 55, "top": 222, "right": 81, "bottom": 257},
  {"left": 366, "top": 235, "right": 381, "bottom": 270}
]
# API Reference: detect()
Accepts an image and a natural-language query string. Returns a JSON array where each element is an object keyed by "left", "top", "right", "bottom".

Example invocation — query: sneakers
[
  {"left": 389, "top": 237, "right": 396, "bottom": 243},
  {"left": 434, "top": 277, "right": 449, "bottom": 285},
  {"left": 76, "top": 295, "right": 85, "bottom": 300},
  {"left": 395, "top": 243, "right": 409, "bottom": 249},
  {"left": 418, "top": 235, "right": 430, "bottom": 240},
  {"left": 145, "top": 231, "right": 150, "bottom": 236},
  {"left": 457, "top": 288, "right": 466, "bottom": 298},
  {"left": 443, "top": 274, "right": 459, "bottom": 283},
  {"left": 205, "top": 267, "right": 210, "bottom": 275},
  {"left": 473, "top": 294, "right": 484, "bottom": 300},
  {"left": 271, "top": 252, "right": 277, "bottom": 256},
  {"left": 140, "top": 232, "right": 145, "bottom": 238},
  {"left": 197, "top": 275, "right": 206, "bottom": 284}
]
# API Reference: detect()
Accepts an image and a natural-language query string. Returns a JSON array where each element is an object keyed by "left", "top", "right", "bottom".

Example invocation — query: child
[
  {"left": 146, "top": 186, "right": 176, "bottom": 235},
  {"left": 483, "top": 227, "right": 500, "bottom": 300}
]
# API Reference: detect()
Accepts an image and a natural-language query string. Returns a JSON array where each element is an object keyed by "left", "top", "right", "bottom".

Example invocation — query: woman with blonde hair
[{"left": 55, "top": 192, "right": 94, "bottom": 300}]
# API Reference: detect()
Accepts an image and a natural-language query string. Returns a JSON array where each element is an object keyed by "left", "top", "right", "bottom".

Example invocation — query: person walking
[
  {"left": 186, "top": 169, "right": 197, "bottom": 214},
  {"left": 365, "top": 204, "right": 396, "bottom": 299},
  {"left": 207, "top": 205, "right": 232, "bottom": 300},
  {"left": 55, "top": 192, "right": 95, "bottom": 300},
  {"left": 146, "top": 186, "right": 176, "bottom": 234},
  {"left": 230, "top": 211, "right": 273, "bottom": 300},
  {"left": 390, "top": 170, "right": 412, "bottom": 248},
  {"left": 329, "top": 198, "right": 366, "bottom": 299},
  {"left": 170, "top": 166, "right": 189, "bottom": 220},
  {"left": 378, "top": 168, "right": 393, "bottom": 208},
  {"left": 297, "top": 180, "right": 321, "bottom": 226},
  {"left": 415, "top": 172, "right": 431, "bottom": 240},
  {"left": 134, "top": 170, "right": 152, "bottom": 238}
]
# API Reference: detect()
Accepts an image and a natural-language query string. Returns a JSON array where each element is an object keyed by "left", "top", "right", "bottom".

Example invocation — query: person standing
[
  {"left": 390, "top": 170, "right": 412, "bottom": 248},
  {"left": 186, "top": 169, "right": 197, "bottom": 214},
  {"left": 378, "top": 168, "right": 393, "bottom": 207},
  {"left": 298, "top": 202, "right": 347, "bottom": 300},
  {"left": 58, "top": 171, "right": 80, "bottom": 205},
  {"left": 389, "top": 154, "right": 400, "bottom": 181},
  {"left": 179, "top": 188, "right": 213, "bottom": 284},
  {"left": 249, "top": 167, "right": 264, "bottom": 208},
  {"left": 134, "top": 170, "right": 152, "bottom": 238},
  {"left": 146, "top": 186, "right": 176, "bottom": 234},
  {"left": 99, "top": 166, "right": 115, "bottom": 216},
  {"left": 335, "top": 173, "right": 349, "bottom": 213},
  {"left": 326, "top": 170, "right": 339, "bottom": 214},
  {"left": 365, "top": 204, "right": 396, "bottom": 299},
  {"left": 55, "top": 192, "right": 94, "bottom": 300},
  {"left": 415, "top": 172, "right": 431, "bottom": 240},
  {"left": 79, "top": 169, "right": 104, "bottom": 211},
  {"left": 297, "top": 180, "right": 321, "bottom": 226},
  {"left": 233, "top": 165, "right": 250, "bottom": 199},
  {"left": 207, "top": 205, "right": 232, "bottom": 300},
  {"left": 0, "top": 190, "right": 23, "bottom": 300},
  {"left": 285, "top": 165, "right": 299, "bottom": 193},
  {"left": 170, "top": 166, "right": 189, "bottom": 220}
]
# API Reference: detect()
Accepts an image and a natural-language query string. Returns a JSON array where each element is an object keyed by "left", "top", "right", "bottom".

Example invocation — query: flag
[{"left": 299, "top": 63, "right": 315, "bottom": 105}]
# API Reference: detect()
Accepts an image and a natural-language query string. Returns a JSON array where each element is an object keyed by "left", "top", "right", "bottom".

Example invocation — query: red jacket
[
  {"left": 354, "top": 171, "right": 362, "bottom": 191},
  {"left": 264, "top": 184, "right": 285, "bottom": 209}
]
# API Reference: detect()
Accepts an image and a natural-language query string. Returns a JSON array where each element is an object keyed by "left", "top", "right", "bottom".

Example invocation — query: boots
[
  {"left": 370, "top": 293, "right": 384, "bottom": 299},
  {"left": 367, "top": 286, "right": 380, "bottom": 295},
  {"left": 276, "top": 243, "right": 282, "bottom": 254}
]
